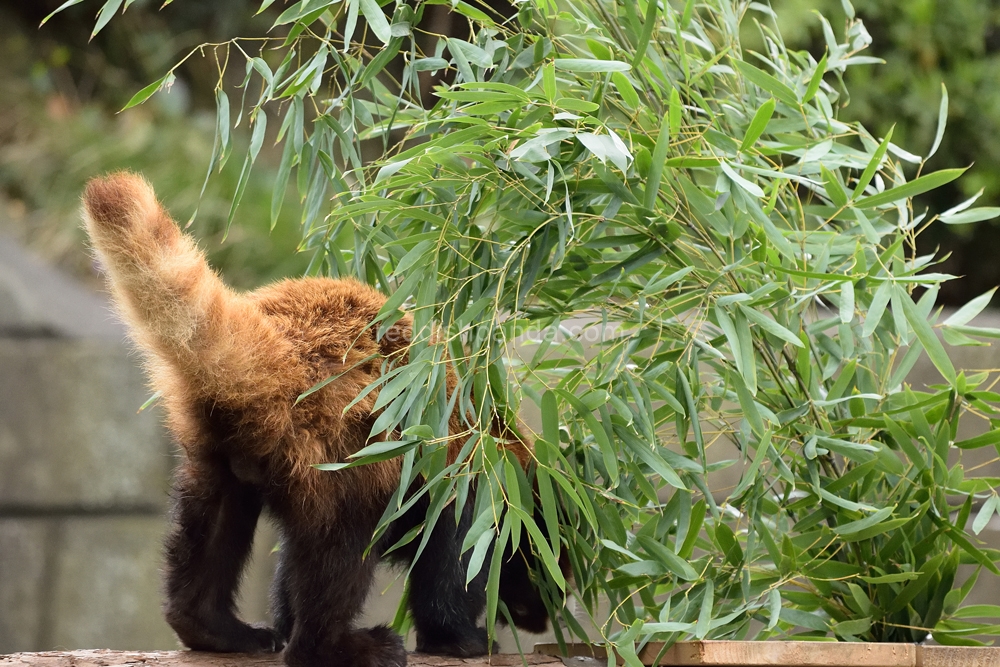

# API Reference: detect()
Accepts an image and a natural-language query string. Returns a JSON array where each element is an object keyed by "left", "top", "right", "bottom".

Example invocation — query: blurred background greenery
[
  {"left": 0, "top": 0, "right": 309, "bottom": 290},
  {"left": 3, "top": 0, "right": 1000, "bottom": 301}
]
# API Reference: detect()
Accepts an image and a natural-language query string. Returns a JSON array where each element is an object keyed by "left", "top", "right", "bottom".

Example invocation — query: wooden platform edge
[
  {"left": 918, "top": 645, "right": 1000, "bottom": 667},
  {"left": 0, "top": 650, "right": 567, "bottom": 667},
  {"left": 535, "top": 640, "right": 1000, "bottom": 667},
  {"left": 5, "top": 643, "right": 1000, "bottom": 667}
]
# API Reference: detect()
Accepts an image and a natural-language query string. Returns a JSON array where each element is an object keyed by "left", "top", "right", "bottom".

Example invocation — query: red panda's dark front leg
[{"left": 163, "top": 456, "right": 281, "bottom": 653}]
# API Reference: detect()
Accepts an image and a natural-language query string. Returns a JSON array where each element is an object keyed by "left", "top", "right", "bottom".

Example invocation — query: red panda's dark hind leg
[
  {"left": 278, "top": 501, "right": 407, "bottom": 667},
  {"left": 270, "top": 547, "right": 295, "bottom": 645},
  {"left": 163, "top": 457, "right": 282, "bottom": 653},
  {"left": 382, "top": 487, "right": 489, "bottom": 657}
]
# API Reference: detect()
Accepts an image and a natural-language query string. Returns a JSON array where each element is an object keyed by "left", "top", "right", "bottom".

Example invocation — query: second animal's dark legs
[{"left": 163, "top": 456, "right": 280, "bottom": 652}]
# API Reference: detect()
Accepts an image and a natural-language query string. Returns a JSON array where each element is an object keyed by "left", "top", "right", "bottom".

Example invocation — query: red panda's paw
[
  {"left": 244, "top": 623, "right": 286, "bottom": 653},
  {"left": 360, "top": 626, "right": 408, "bottom": 667},
  {"left": 167, "top": 605, "right": 283, "bottom": 654}
]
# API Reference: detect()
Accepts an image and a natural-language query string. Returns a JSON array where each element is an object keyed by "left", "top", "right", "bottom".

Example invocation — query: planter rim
[{"left": 534, "top": 640, "right": 1000, "bottom": 667}]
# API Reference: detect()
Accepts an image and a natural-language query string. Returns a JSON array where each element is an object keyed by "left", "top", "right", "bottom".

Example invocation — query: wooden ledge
[
  {"left": 0, "top": 651, "right": 567, "bottom": 667},
  {"left": 534, "top": 641, "right": 1000, "bottom": 666},
  {"left": 4, "top": 643, "right": 999, "bottom": 667}
]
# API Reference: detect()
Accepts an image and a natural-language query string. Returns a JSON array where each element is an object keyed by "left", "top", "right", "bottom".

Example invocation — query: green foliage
[
  {"left": 768, "top": 0, "right": 1000, "bottom": 304},
  {"left": 0, "top": 1, "right": 306, "bottom": 288},
  {"left": 0, "top": 97, "right": 309, "bottom": 288},
  {"left": 59, "top": 0, "right": 1000, "bottom": 656}
]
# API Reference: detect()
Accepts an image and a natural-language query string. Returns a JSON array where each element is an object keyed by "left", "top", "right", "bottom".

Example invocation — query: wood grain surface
[
  {"left": 5, "top": 643, "right": 999, "bottom": 666},
  {"left": 0, "top": 650, "right": 567, "bottom": 667}
]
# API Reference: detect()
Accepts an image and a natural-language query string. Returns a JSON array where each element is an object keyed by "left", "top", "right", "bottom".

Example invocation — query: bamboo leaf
[
  {"left": 899, "top": 285, "right": 957, "bottom": 383},
  {"left": 731, "top": 372, "right": 764, "bottom": 436},
  {"left": 972, "top": 496, "right": 998, "bottom": 536},
  {"left": 886, "top": 553, "right": 947, "bottom": 614},
  {"left": 857, "top": 168, "right": 967, "bottom": 209},
  {"left": 734, "top": 309, "right": 757, "bottom": 395},
  {"left": 274, "top": 0, "right": 339, "bottom": 25},
  {"left": 556, "top": 389, "right": 618, "bottom": 486},
  {"left": 831, "top": 506, "right": 894, "bottom": 538},
  {"left": 121, "top": 72, "right": 175, "bottom": 111},
  {"left": 554, "top": 58, "right": 631, "bottom": 72},
  {"left": 940, "top": 207, "right": 1000, "bottom": 225},
  {"left": 732, "top": 429, "right": 772, "bottom": 498},
  {"left": 41, "top": 0, "right": 86, "bottom": 26},
  {"left": 859, "top": 572, "right": 920, "bottom": 584},
  {"left": 840, "top": 281, "right": 855, "bottom": 324},
  {"left": 92, "top": 0, "right": 124, "bottom": 38},
  {"left": 224, "top": 109, "right": 267, "bottom": 238},
  {"left": 513, "top": 507, "right": 566, "bottom": 589},
  {"left": 833, "top": 617, "right": 872, "bottom": 638},
  {"left": 822, "top": 165, "right": 848, "bottom": 208},
  {"left": 644, "top": 110, "right": 672, "bottom": 209},
  {"left": 637, "top": 535, "right": 699, "bottom": 581},
  {"left": 767, "top": 589, "right": 782, "bottom": 630},
  {"left": 929, "top": 83, "right": 948, "bottom": 159},
  {"left": 721, "top": 160, "right": 764, "bottom": 198},
  {"left": 740, "top": 98, "right": 775, "bottom": 152},
  {"left": 738, "top": 303, "right": 804, "bottom": 347},
  {"left": 731, "top": 59, "right": 799, "bottom": 106},
  {"left": 780, "top": 607, "right": 830, "bottom": 632},
  {"left": 613, "top": 72, "right": 640, "bottom": 109},
  {"left": 616, "top": 426, "right": 686, "bottom": 490},
  {"left": 256, "top": 0, "right": 278, "bottom": 14},
  {"left": 669, "top": 87, "right": 682, "bottom": 141},
  {"left": 862, "top": 280, "right": 893, "bottom": 338},
  {"left": 630, "top": 0, "right": 657, "bottom": 68},
  {"left": 954, "top": 430, "right": 1000, "bottom": 450},
  {"left": 695, "top": 580, "right": 714, "bottom": 639},
  {"left": 803, "top": 52, "right": 828, "bottom": 103},
  {"left": 853, "top": 127, "right": 893, "bottom": 201},
  {"left": 666, "top": 156, "right": 719, "bottom": 168},
  {"left": 359, "top": 0, "right": 392, "bottom": 44}
]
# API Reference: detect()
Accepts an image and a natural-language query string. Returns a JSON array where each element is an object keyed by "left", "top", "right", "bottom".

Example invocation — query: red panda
[{"left": 82, "top": 172, "right": 547, "bottom": 667}]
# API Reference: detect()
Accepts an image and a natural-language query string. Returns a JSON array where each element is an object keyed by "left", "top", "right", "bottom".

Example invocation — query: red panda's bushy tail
[{"left": 82, "top": 172, "right": 277, "bottom": 396}]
